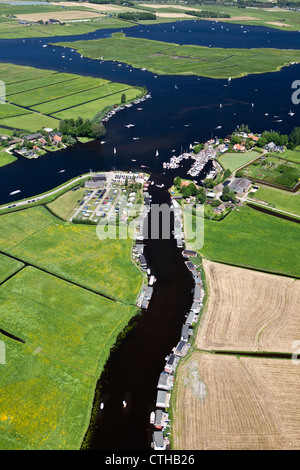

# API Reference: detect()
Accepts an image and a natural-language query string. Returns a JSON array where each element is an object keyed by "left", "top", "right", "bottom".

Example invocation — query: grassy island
[{"left": 57, "top": 33, "right": 300, "bottom": 79}]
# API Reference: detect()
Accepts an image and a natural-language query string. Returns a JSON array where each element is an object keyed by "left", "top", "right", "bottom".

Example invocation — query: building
[
  {"left": 164, "top": 354, "right": 179, "bottom": 374},
  {"left": 85, "top": 173, "right": 107, "bottom": 189},
  {"left": 174, "top": 340, "right": 190, "bottom": 357},
  {"left": 229, "top": 177, "right": 252, "bottom": 195},
  {"left": 152, "top": 431, "right": 166, "bottom": 450},
  {"left": 181, "top": 324, "right": 190, "bottom": 342},
  {"left": 157, "top": 372, "right": 174, "bottom": 391},
  {"left": 156, "top": 390, "right": 170, "bottom": 409}
]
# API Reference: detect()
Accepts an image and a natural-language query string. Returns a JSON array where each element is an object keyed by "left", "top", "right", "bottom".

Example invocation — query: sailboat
[
  {"left": 219, "top": 103, "right": 223, "bottom": 108},
  {"left": 288, "top": 110, "right": 295, "bottom": 116},
  {"left": 113, "top": 147, "right": 116, "bottom": 155},
  {"left": 155, "top": 150, "right": 159, "bottom": 157}
]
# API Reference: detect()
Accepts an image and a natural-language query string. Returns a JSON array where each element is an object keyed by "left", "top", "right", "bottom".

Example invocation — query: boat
[
  {"left": 131, "top": 159, "right": 136, "bottom": 162},
  {"left": 228, "top": 77, "right": 231, "bottom": 82},
  {"left": 137, "top": 108, "right": 143, "bottom": 111},
  {"left": 58, "top": 169, "right": 65, "bottom": 173},
  {"left": 42, "top": 44, "right": 47, "bottom": 48},
  {"left": 113, "top": 147, "right": 116, "bottom": 154},
  {"left": 155, "top": 150, "right": 159, "bottom": 157},
  {"left": 264, "top": 113, "right": 269, "bottom": 116},
  {"left": 100, "top": 403, "right": 104, "bottom": 410},
  {"left": 122, "top": 401, "right": 127, "bottom": 408},
  {"left": 133, "top": 137, "right": 140, "bottom": 140},
  {"left": 125, "top": 124, "right": 135, "bottom": 128},
  {"left": 251, "top": 103, "right": 254, "bottom": 107},
  {"left": 175, "top": 84, "right": 178, "bottom": 89},
  {"left": 216, "top": 125, "right": 222, "bottom": 129},
  {"left": 219, "top": 103, "right": 222, "bottom": 108},
  {"left": 150, "top": 412, "right": 155, "bottom": 424},
  {"left": 288, "top": 110, "right": 295, "bottom": 116},
  {"left": 10, "top": 190, "right": 20, "bottom": 196}
]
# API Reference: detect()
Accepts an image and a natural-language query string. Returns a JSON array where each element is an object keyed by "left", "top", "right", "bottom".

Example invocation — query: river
[{"left": 0, "top": 19, "right": 299, "bottom": 450}]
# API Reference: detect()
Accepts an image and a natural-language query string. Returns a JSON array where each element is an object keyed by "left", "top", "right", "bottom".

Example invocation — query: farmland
[
  {"left": 57, "top": 33, "right": 300, "bottom": 79},
  {"left": 196, "top": 260, "right": 300, "bottom": 353},
  {"left": 218, "top": 150, "right": 261, "bottom": 172},
  {"left": 0, "top": 63, "right": 143, "bottom": 133},
  {"left": 243, "top": 154, "right": 300, "bottom": 189},
  {"left": 0, "top": 266, "right": 139, "bottom": 449},
  {"left": 173, "top": 352, "right": 300, "bottom": 450},
  {"left": 198, "top": 205, "right": 300, "bottom": 278},
  {"left": 251, "top": 184, "right": 300, "bottom": 217},
  {"left": 0, "top": 205, "right": 142, "bottom": 304},
  {"left": 172, "top": 259, "right": 300, "bottom": 450}
]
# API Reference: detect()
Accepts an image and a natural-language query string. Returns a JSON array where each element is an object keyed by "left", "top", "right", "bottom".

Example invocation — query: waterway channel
[{"left": 0, "top": 20, "right": 300, "bottom": 450}]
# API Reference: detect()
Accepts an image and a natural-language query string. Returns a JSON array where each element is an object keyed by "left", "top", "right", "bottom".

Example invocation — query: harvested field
[
  {"left": 173, "top": 351, "right": 300, "bottom": 450},
  {"left": 196, "top": 259, "right": 300, "bottom": 353},
  {"left": 16, "top": 11, "right": 105, "bottom": 21},
  {"left": 266, "top": 21, "right": 292, "bottom": 27}
]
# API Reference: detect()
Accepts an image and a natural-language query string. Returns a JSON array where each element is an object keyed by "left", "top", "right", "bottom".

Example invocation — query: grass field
[
  {"left": 0, "top": 63, "right": 142, "bottom": 133},
  {"left": 0, "top": 266, "right": 139, "bottom": 449},
  {"left": 218, "top": 150, "right": 261, "bottom": 172},
  {"left": 196, "top": 260, "right": 300, "bottom": 353},
  {"left": 198, "top": 205, "right": 300, "bottom": 277},
  {"left": 57, "top": 33, "right": 300, "bottom": 79},
  {"left": 173, "top": 351, "right": 300, "bottom": 449},
  {"left": 47, "top": 187, "right": 85, "bottom": 220},
  {"left": 0, "top": 205, "right": 142, "bottom": 303},
  {"left": 0, "top": 148, "right": 17, "bottom": 168},
  {"left": 0, "top": 253, "right": 24, "bottom": 283},
  {"left": 253, "top": 185, "right": 300, "bottom": 216}
]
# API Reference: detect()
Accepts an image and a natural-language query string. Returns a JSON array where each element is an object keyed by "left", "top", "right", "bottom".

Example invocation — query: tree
[
  {"left": 91, "top": 122, "right": 106, "bottom": 139},
  {"left": 196, "top": 186, "right": 206, "bottom": 204},
  {"left": 173, "top": 176, "right": 181, "bottom": 189},
  {"left": 121, "top": 93, "right": 126, "bottom": 104},
  {"left": 203, "top": 178, "right": 215, "bottom": 189}
]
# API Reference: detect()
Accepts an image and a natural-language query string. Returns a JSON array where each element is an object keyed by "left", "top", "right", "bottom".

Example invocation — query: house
[
  {"left": 139, "top": 255, "right": 147, "bottom": 269},
  {"left": 213, "top": 203, "right": 226, "bottom": 214},
  {"left": 52, "top": 134, "right": 62, "bottom": 145},
  {"left": 157, "top": 372, "right": 174, "bottom": 391},
  {"left": 182, "top": 249, "right": 198, "bottom": 258},
  {"left": 164, "top": 354, "right": 179, "bottom": 374},
  {"left": 181, "top": 324, "right": 190, "bottom": 342},
  {"left": 233, "top": 143, "right": 246, "bottom": 152},
  {"left": 154, "top": 409, "right": 169, "bottom": 429},
  {"left": 265, "top": 141, "right": 276, "bottom": 151},
  {"left": 229, "top": 177, "right": 252, "bottom": 195},
  {"left": 248, "top": 134, "right": 259, "bottom": 142},
  {"left": 193, "top": 285, "right": 204, "bottom": 302},
  {"left": 144, "top": 286, "right": 153, "bottom": 301},
  {"left": 185, "top": 311, "right": 195, "bottom": 326},
  {"left": 174, "top": 340, "right": 190, "bottom": 357},
  {"left": 156, "top": 390, "right": 170, "bottom": 408},
  {"left": 190, "top": 301, "right": 201, "bottom": 313},
  {"left": 152, "top": 431, "right": 166, "bottom": 450}
]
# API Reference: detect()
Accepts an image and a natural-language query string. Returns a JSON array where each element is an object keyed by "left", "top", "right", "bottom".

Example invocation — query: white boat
[
  {"left": 155, "top": 150, "right": 159, "bottom": 157},
  {"left": 150, "top": 412, "right": 155, "bottom": 424},
  {"left": 220, "top": 103, "right": 222, "bottom": 108},
  {"left": 114, "top": 147, "right": 116, "bottom": 154},
  {"left": 133, "top": 137, "right": 140, "bottom": 140},
  {"left": 42, "top": 44, "right": 47, "bottom": 48},
  {"left": 100, "top": 403, "right": 104, "bottom": 410},
  {"left": 288, "top": 110, "right": 295, "bottom": 116},
  {"left": 175, "top": 84, "right": 178, "bottom": 89},
  {"left": 122, "top": 401, "right": 127, "bottom": 408},
  {"left": 137, "top": 108, "right": 143, "bottom": 111},
  {"left": 264, "top": 113, "right": 269, "bottom": 116},
  {"left": 58, "top": 169, "right": 65, "bottom": 173},
  {"left": 251, "top": 103, "right": 254, "bottom": 107},
  {"left": 10, "top": 190, "right": 20, "bottom": 196},
  {"left": 125, "top": 124, "right": 135, "bottom": 128},
  {"left": 131, "top": 159, "right": 136, "bottom": 162},
  {"left": 216, "top": 125, "right": 222, "bottom": 129},
  {"left": 228, "top": 77, "right": 231, "bottom": 82}
]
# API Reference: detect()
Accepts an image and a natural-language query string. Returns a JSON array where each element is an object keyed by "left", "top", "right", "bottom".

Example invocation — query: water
[{"left": 0, "top": 21, "right": 299, "bottom": 450}]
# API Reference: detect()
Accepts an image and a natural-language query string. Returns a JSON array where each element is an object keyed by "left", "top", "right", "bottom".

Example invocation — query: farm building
[{"left": 229, "top": 177, "right": 252, "bottom": 195}]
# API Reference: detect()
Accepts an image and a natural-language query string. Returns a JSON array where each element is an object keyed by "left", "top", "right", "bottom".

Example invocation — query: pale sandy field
[
  {"left": 196, "top": 259, "right": 300, "bottom": 353},
  {"left": 173, "top": 351, "right": 300, "bottom": 450},
  {"left": 16, "top": 10, "right": 104, "bottom": 21}
]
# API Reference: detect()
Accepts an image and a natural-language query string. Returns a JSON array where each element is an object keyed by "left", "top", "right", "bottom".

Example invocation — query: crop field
[
  {"left": 218, "top": 150, "right": 260, "bottom": 172},
  {"left": 0, "top": 206, "right": 142, "bottom": 304},
  {"left": 243, "top": 155, "right": 300, "bottom": 188},
  {"left": 0, "top": 63, "right": 142, "bottom": 132},
  {"left": 198, "top": 205, "right": 300, "bottom": 278},
  {"left": 0, "top": 266, "right": 139, "bottom": 449},
  {"left": 57, "top": 33, "right": 300, "bottom": 79},
  {"left": 196, "top": 260, "right": 300, "bottom": 353},
  {"left": 173, "top": 351, "right": 300, "bottom": 450}
]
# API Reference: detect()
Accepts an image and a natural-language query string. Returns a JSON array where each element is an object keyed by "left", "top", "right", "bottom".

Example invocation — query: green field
[
  {"left": 0, "top": 205, "right": 142, "bottom": 304},
  {"left": 0, "top": 253, "right": 24, "bottom": 283},
  {"left": 0, "top": 266, "right": 139, "bottom": 449},
  {"left": 57, "top": 33, "right": 300, "bottom": 79},
  {"left": 253, "top": 185, "right": 300, "bottom": 216},
  {"left": 47, "top": 187, "right": 86, "bottom": 220},
  {"left": 218, "top": 150, "right": 261, "bottom": 172},
  {"left": 243, "top": 155, "right": 300, "bottom": 189},
  {"left": 0, "top": 148, "right": 17, "bottom": 168},
  {"left": 0, "top": 63, "right": 142, "bottom": 133},
  {"left": 198, "top": 205, "right": 300, "bottom": 277}
]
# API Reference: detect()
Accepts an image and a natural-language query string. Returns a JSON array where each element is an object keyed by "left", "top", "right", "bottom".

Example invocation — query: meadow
[
  {"left": 218, "top": 150, "right": 261, "bottom": 172},
  {"left": 0, "top": 253, "right": 24, "bottom": 283},
  {"left": 0, "top": 147, "right": 17, "bottom": 168},
  {"left": 253, "top": 185, "right": 300, "bottom": 216},
  {"left": 0, "top": 63, "right": 142, "bottom": 133},
  {"left": 198, "top": 205, "right": 300, "bottom": 277},
  {"left": 0, "top": 205, "right": 142, "bottom": 304},
  {"left": 58, "top": 33, "right": 300, "bottom": 79},
  {"left": 0, "top": 266, "right": 139, "bottom": 449}
]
